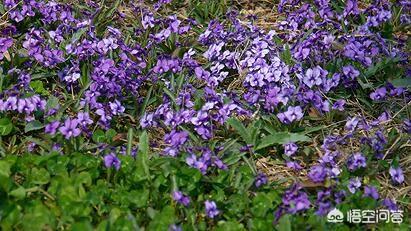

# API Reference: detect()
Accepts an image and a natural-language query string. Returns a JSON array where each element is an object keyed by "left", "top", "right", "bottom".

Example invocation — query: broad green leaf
[
  {"left": 227, "top": 118, "right": 252, "bottom": 144},
  {"left": 255, "top": 132, "right": 310, "bottom": 150},
  {"left": 25, "top": 121, "right": 44, "bottom": 133},
  {"left": 31, "top": 168, "right": 50, "bottom": 185},
  {"left": 276, "top": 215, "right": 292, "bottom": 231},
  {"left": 148, "top": 206, "right": 175, "bottom": 230},
  {"left": 0, "top": 160, "right": 11, "bottom": 178},
  {"left": 0, "top": 118, "right": 13, "bottom": 136},
  {"left": 391, "top": 78, "right": 411, "bottom": 89},
  {"left": 9, "top": 186, "right": 26, "bottom": 199},
  {"left": 216, "top": 221, "right": 246, "bottom": 231},
  {"left": 92, "top": 130, "right": 106, "bottom": 143},
  {"left": 29, "top": 80, "right": 48, "bottom": 95},
  {"left": 105, "top": 129, "right": 117, "bottom": 142},
  {"left": 136, "top": 131, "right": 150, "bottom": 179},
  {"left": 126, "top": 128, "right": 133, "bottom": 156}
]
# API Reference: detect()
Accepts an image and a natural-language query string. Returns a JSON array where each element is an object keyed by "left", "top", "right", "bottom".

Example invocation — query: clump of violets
[
  {"left": 185, "top": 148, "right": 227, "bottom": 174},
  {"left": 0, "top": 0, "right": 410, "bottom": 227},
  {"left": 275, "top": 184, "right": 311, "bottom": 221}
]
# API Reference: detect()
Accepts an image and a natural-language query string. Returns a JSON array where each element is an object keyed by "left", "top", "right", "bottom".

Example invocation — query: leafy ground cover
[{"left": 0, "top": 0, "right": 410, "bottom": 230}]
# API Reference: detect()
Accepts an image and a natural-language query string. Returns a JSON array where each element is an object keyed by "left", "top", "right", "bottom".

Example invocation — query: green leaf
[
  {"left": 29, "top": 80, "right": 48, "bottom": 95},
  {"left": 251, "top": 193, "right": 273, "bottom": 217},
  {"left": 129, "top": 189, "right": 149, "bottom": 208},
  {"left": 136, "top": 131, "right": 150, "bottom": 180},
  {"left": 0, "top": 118, "right": 13, "bottom": 136},
  {"left": 22, "top": 201, "right": 56, "bottom": 230},
  {"left": 92, "top": 130, "right": 106, "bottom": 143},
  {"left": 227, "top": 118, "right": 252, "bottom": 144},
  {"left": 276, "top": 215, "right": 291, "bottom": 231},
  {"left": 46, "top": 96, "right": 59, "bottom": 112},
  {"left": 31, "top": 168, "right": 50, "bottom": 185},
  {"left": 126, "top": 128, "right": 134, "bottom": 156},
  {"left": 105, "top": 129, "right": 117, "bottom": 142},
  {"left": 391, "top": 78, "right": 411, "bottom": 89},
  {"left": 216, "top": 221, "right": 246, "bottom": 231},
  {"left": 25, "top": 121, "right": 44, "bottom": 133},
  {"left": 0, "top": 160, "right": 11, "bottom": 178},
  {"left": 255, "top": 132, "right": 310, "bottom": 150},
  {"left": 148, "top": 206, "right": 175, "bottom": 230},
  {"left": 9, "top": 186, "right": 26, "bottom": 199}
]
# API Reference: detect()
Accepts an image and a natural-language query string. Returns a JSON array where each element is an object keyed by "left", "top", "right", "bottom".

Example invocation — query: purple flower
[
  {"left": 389, "top": 166, "right": 404, "bottom": 184},
  {"left": 77, "top": 112, "right": 93, "bottom": 126},
  {"left": 205, "top": 200, "right": 220, "bottom": 218},
  {"left": 302, "top": 67, "right": 324, "bottom": 88},
  {"left": 27, "top": 142, "right": 36, "bottom": 152},
  {"left": 168, "top": 225, "right": 182, "bottom": 231},
  {"left": 254, "top": 173, "right": 268, "bottom": 187},
  {"left": 403, "top": 119, "right": 411, "bottom": 133},
  {"left": 64, "top": 73, "right": 80, "bottom": 83},
  {"left": 284, "top": 142, "right": 298, "bottom": 156},
  {"left": 17, "top": 98, "right": 35, "bottom": 114},
  {"left": 342, "top": 65, "right": 360, "bottom": 80},
  {"left": 286, "top": 161, "right": 303, "bottom": 170},
  {"left": 104, "top": 153, "right": 121, "bottom": 170},
  {"left": 332, "top": 99, "right": 346, "bottom": 111},
  {"left": 370, "top": 87, "right": 387, "bottom": 101},
  {"left": 277, "top": 106, "right": 304, "bottom": 124},
  {"left": 172, "top": 191, "right": 190, "bottom": 207},
  {"left": 277, "top": 184, "right": 311, "bottom": 217},
  {"left": 345, "top": 117, "right": 359, "bottom": 131},
  {"left": 308, "top": 165, "right": 328, "bottom": 183},
  {"left": 58, "top": 118, "right": 81, "bottom": 139},
  {"left": 363, "top": 186, "right": 379, "bottom": 200},
  {"left": 164, "top": 130, "right": 189, "bottom": 148},
  {"left": 381, "top": 198, "right": 398, "bottom": 211},
  {"left": 0, "top": 37, "right": 13, "bottom": 60},
  {"left": 45, "top": 121, "right": 60, "bottom": 135},
  {"left": 346, "top": 153, "right": 367, "bottom": 171},
  {"left": 348, "top": 177, "right": 362, "bottom": 193},
  {"left": 109, "top": 100, "right": 125, "bottom": 115}
]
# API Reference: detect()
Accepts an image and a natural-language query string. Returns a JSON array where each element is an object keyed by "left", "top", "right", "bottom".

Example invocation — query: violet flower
[
  {"left": 205, "top": 200, "right": 220, "bottom": 218},
  {"left": 172, "top": 191, "right": 190, "bottom": 207},
  {"left": 381, "top": 198, "right": 398, "bottom": 211},
  {"left": 104, "top": 153, "right": 121, "bottom": 170},
  {"left": 348, "top": 177, "right": 362, "bottom": 193},
  {"left": 284, "top": 142, "right": 298, "bottom": 156},
  {"left": 389, "top": 166, "right": 404, "bottom": 184},
  {"left": 45, "top": 121, "right": 60, "bottom": 135},
  {"left": 346, "top": 153, "right": 367, "bottom": 171},
  {"left": 254, "top": 173, "right": 268, "bottom": 187},
  {"left": 363, "top": 185, "right": 379, "bottom": 200},
  {"left": 370, "top": 87, "right": 387, "bottom": 101},
  {"left": 277, "top": 106, "right": 304, "bottom": 124},
  {"left": 59, "top": 118, "right": 81, "bottom": 139}
]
